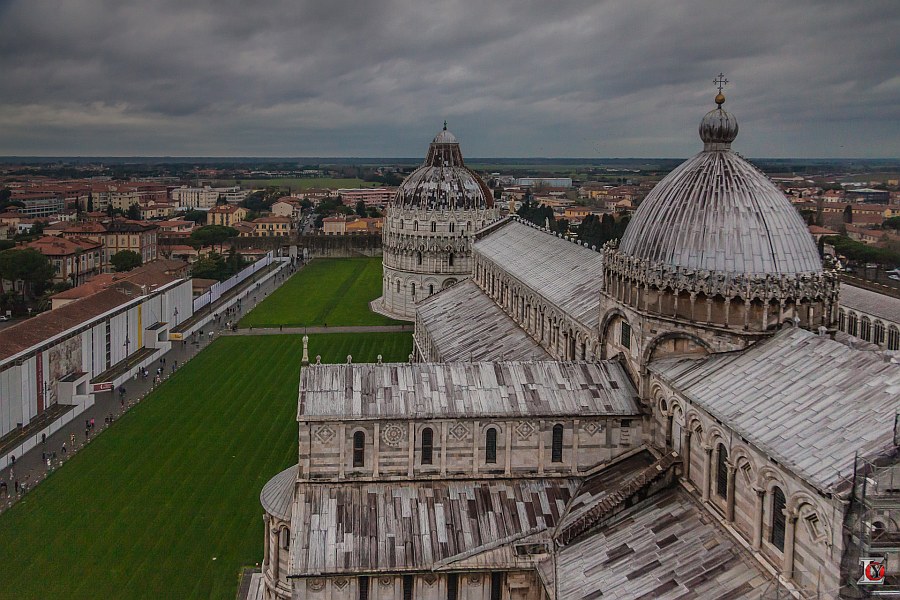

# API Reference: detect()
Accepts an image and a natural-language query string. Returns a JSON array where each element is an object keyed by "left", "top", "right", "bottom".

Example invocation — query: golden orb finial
[{"left": 715, "top": 92, "right": 726, "bottom": 106}]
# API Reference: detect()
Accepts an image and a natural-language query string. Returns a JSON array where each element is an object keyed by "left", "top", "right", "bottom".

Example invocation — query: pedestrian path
[
  {"left": 230, "top": 324, "right": 413, "bottom": 335},
  {"left": 0, "top": 259, "right": 300, "bottom": 514}
]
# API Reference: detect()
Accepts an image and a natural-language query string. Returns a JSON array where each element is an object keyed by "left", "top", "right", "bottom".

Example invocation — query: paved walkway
[
  {"left": 0, "top": 259, "right": 299, "bottom": 513},
  {"left": 230, "top": 324, "right": 413, "bottom": 335}
]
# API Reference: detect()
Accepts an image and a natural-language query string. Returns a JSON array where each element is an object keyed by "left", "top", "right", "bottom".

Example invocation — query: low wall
[{"left": 229, "top": 234, "right": 382, "bottom": 258}]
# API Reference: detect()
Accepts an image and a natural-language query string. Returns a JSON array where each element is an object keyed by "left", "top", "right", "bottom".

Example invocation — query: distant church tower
[
  {"left": 599, "top": 81, "right": 839, "bottom": 382},
  {"left": 379, "top": 124, "right": 500, "bottom": 319}
]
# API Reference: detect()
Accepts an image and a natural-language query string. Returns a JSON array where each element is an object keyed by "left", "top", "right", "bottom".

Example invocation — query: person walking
[{"left": 61, "top": 442, "right": 66, "bottom": 455}]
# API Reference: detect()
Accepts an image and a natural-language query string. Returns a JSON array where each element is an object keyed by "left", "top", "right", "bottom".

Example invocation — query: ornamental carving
[
  {"left": 381, "top": 424, "right": 406, "bottom": 447},
  {"left": 313, "top": 425, "right": 335, "bottom": 444},
  {"left": 468, "top": 575, "right": 482, "bottom": 586},
  {"left": 515, "top": 421, "right": 536, "bottom": 440},
  {"left": 379, "top": 577, "right": 393, "bottom": 587},
  {"left": 582, "top": 421, "right": 601, "bottom": 436},
  {"left": 333, "top": 578, "right": 349, "bottom": 589},
  {"left": 448, "top": 422, "right": 470, "bottom": 441},
  {"left": 603, "top": 245, "right": 839, "bottom": 304},
  {"left": 307, "top": 579, "right": 325, "bottom": 592},
  {"left": 423, "top": 574, "right": 438, "bottom": 586}
]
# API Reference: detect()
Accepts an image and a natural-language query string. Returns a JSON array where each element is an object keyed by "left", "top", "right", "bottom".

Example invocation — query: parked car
[{"left": 0, "top": 315, "right": 9, "bottom": 322}]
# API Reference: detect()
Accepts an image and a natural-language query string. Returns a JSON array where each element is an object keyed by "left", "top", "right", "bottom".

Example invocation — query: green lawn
[
  {"left": 213, "top": 178, "right": 379, "bottom": 190},
  {"left": 239, "top": 257, "right": 404, "bottom": 328},
  {"left": 0, "top": 333, "right": 412, "bottom": 600}
]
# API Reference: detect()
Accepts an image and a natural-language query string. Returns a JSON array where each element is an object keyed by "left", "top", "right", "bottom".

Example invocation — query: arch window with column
[
  {"left": 838, "top": 309, "right": 846, "bottom": 331},
  {"left": 280, "top": 526, "right": 290, "bottom": 549},
  {"left": 716, "top": 444, "right": 729, "bottom": 498},
  {"left": 860, "top": 316, "right": 872, "bottom": 341},
  {"left": 889, "top": 326, "right": 900, "bottom": 351},
  {"left": 771, "top": 486, "right": 787, "bottom": 552},
  {"left": 874, "top": 320, "right": 885, "bottom": 345},
  {"left": 847, "top": 312, "right": 858, "bottom": 337}
]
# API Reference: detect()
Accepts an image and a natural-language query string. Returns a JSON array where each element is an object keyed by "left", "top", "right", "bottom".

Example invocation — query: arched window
[
  {"left": 838, "top": 310, "right": 846, "bottom": 331},
  {"left": 449, "top": 222, "right": 455, "bottom": 233},
  {"left": 396, "top": 280, "right": 401, "bottom": 294},
  {"left": 551, "top": 424, "right": 564, "bottom": 463},
  {"left": 620, "top": 320, "right": 631, "bottom": 350},
  {"left": 771, "top": 486, "right": 787, "bottom": 551},
  {"left": 411, "top": 282, "right": 416, "bottom": 297},
  {"left": 874, "top": 321, "right": 886, "bottom": 345},
  {"left": 889, "top": 326, "right": 900, "bottom": 351},
  {"left": 421, "top": 427, "right": 434, "bottom": 465},
  {"left": 281, "top": 527, "right": 290, "bottom": 549},
  {"left": 485, "top": 427, "right": 498, "bottom": 464},
  {"left": 716, "top": 444, "right": 728, "bottom": 498},
  {"left": 399, "top": 220, "right": 404, "bottom": 229},
  {"left": 429, "top": 284, "right": 434, "bottom": 295},
  {"left": 848, "top": 313, "right": 858, "bottom": 336},
  {"left": 448, "top": 253, "right": 454, "bottom": 267},
  {"left": 467, "top": 221, "right": 471, "bottom": 231},
  {"left": 353, "top": 431, "right": 365, "bottom": 467},
  {"left": 431, "top": 221, "right": 437, "bottom": 233},
  {"left": 861, "top": 317, "right": 872, "bottom": 341},
  {"left": 416, "top": 251, "right": 422, "bottom": 266},
  {"left": 413, "top": 221, "right": 419, "bottom": 231}
]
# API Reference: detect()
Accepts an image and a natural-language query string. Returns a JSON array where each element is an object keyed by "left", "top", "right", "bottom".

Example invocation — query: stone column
[
  {"left": 263, "top": 514, "right": 271, "bottom": 566},
  {"left": 725, "top": 463, "right": 737, "bottom": 523},
  {"left": 504, "top": 424, "right": 512, "bottom": 476},
  {"left": 782, "top": 510, "right": 798, "bottom": 581},
  {"left": 272, "top": 527, "right": 280, "bottom": 580},
  {"left": 537, "top": 420, "right": 545, "bottom": 475},
  {"left": 701, "top": 444, "right": 713, "bottom": 502},
  {"left": 752, "top": 486, "right": 765, "bottom": 550},
  {"left": 743, "top": 299, "right": 752, "bottom": 330},
  {"left": 472, "top": 421, "right": 479, "bottom": 475},
  {"left": 705, "top": 297, "right": 713, "bottom": 324},
  {"left": 724, "top": 296, "right": 731, "bottom": 328},
  {"left": 373, "top": 422, "right": 380, "bottom": 477},
  {"left": 682, "top": 429, "right": 692, "bottom": 480}
]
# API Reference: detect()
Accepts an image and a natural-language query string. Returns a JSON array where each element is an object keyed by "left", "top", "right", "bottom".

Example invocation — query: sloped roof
[
  {"left": 650, "top": 327, "right": 900, "bottom": 493},
  {"left": 840, "top": 283, "right": 900, "bottom": 324},
  {"left": 290, "top": 478, "right": 578, "bottom": 575},
  {"left": 473, "top": 218, "right": 604, "bottom": 328},
  {"left": 260, "top": 465, "right": 297, "bottom": 521},
  {"left": 299, "top": 361, "right": 640, "bottom": 421},
  {"left": 554, "top": 488, "right": 786, "bottom": 599},
  {"left": 416, "top": 280, "right": 551, "bottom": 361}
]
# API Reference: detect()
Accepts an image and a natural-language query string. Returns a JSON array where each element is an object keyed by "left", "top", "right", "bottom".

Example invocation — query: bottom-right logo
[{"left": 859, "top": 557, "right": 887, "bottom": 585}]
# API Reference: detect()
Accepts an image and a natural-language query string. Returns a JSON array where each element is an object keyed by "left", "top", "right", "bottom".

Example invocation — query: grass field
[
  {"left": 239, "top": 257, "right": 403, "bottom": 328},
  {"left": 0, "top": 333, "right": 412, "bottom": 600},
  {"left": 213, "top": 177, "right": 379, "bottom": 190}
]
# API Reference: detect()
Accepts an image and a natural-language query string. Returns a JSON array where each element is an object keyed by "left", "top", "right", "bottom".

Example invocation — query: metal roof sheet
[
  {"left": 473, "top": 219, "right": 604, "bottom": 328},
  {"left": 298, "top": 361, "right": 639, "bottom": 421},
  {"left": 290, "top": 478, "right": 578, "bottom": 575},
  {"left": 619, "top": 149, "right": 822, "bottom": 277},
  {"left": 416, "top": 280, "right": 551, "bottom": 362},
  {"left": 260, "top": 464, "right": 297, "bottom": 521},
  {"left": 650, "top": 327, "right": 900, "bottom": 493},
  {"left": 840, "top": 283, "right": 900, "bottom": 324}
]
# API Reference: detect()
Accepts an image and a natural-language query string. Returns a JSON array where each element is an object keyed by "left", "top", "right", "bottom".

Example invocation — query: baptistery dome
[
  {"left": 378, "top": 124, "right": 501, "bottom": 320},
  {"left": 618, "top": 93, "right": 821, "bottom": 278},
  {"left": 393, "top": 124, "right": 493, "bottom": 211}
]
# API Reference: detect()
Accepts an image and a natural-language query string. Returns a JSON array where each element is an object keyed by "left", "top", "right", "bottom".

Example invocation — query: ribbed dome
[
  {"left": 699, "top": 106, "right": 738, "bottom": 147},
  {"left": 618, "top": 98, "right": 821, "bottom": 278},
  {"left": 393, "top": 125, "right": 493, "bottom": 211}
]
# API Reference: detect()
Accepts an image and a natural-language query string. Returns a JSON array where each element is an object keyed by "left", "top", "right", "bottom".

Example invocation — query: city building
[
  {"left": 62, "top": 219, "right": 159, "bottom": 267},
  {"left": 27, "top": 235, "right": 105, "bottom": 285},
  {"left": 8, "top": 193, "right": 66, "bottom": 218},
  {"left": 270, "top": 198, "right": 304, "bottom": 221},
  {"left": 259, "top": 91, "right": 899, "bottom": 600},
  {"left": 847, "top": 188, "right": 890, "bottom": 203},
  {"left": 338, "top": 187, "right": 395, "bottom": 208},
  {"left": 515, "top": 176, "right": 573, "bottom": 188},
  {"left": 250, "top": 216, "right": 293, "bottom": 237},
  {"left": 378, "top": 124, "right": 501, "bottom": 319},
  {"left": 208, "top": 204, "right": 248, "bottom": 227}
]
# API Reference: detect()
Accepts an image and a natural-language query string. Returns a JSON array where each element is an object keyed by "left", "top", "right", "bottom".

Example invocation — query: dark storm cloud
[{"left": 0, "top": 0, "right": 898, "bottom": 157}]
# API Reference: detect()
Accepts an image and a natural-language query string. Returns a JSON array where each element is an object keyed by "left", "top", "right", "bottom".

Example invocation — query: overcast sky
[{"left": 0, "top": 0, "right": 898, "bottom": 158}]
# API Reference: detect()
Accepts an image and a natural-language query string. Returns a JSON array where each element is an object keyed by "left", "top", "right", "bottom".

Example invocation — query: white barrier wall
[{"left": 192, "top": 252, "right": 274, "bottom": 312}]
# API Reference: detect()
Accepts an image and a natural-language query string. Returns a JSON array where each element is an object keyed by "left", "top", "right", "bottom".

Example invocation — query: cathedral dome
[
  {"left": 393, "top": 123, "right": 493, "bottom": 211},
  {"left": 617, "top": 94, "right": 821, "bottom": 278}
]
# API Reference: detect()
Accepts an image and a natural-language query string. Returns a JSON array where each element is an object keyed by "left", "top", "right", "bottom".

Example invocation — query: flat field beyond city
[
  {"left": 0, "top": 332, "right": 412, "bottom": 600},
  {"left": 213, "top": 177, "right": 379, "bottom": 190},
  {"left": 239, "top": 257, "right": 403, "bottom": 328}
]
